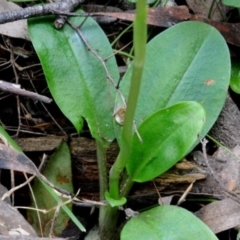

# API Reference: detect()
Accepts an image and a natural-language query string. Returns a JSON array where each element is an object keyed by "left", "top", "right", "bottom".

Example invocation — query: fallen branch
[
  {"left": 0, "top": 0, "right": 84, "bottom": 25},
  {"left": 0, "top": 80, "right": 52, "bottom": 103}
]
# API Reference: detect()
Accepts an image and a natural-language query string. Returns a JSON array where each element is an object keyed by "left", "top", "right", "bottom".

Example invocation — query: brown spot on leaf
[
  {"left": 204, "top": 79, "right": 215, "bottom": 86},
  {"left": 56, "top": 173, "right": 70, "bottom": 184}
]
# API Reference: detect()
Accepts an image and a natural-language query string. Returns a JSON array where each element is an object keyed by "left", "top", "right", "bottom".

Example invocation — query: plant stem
[
  {"left": 96, "top": 140, "right": 108, "bottom": 201},
  {"left": 99, "top": 206, "right": 119, "bottom": 240},
  {"left": 99, "top": 1, "right": 147, "bottom": 238},
  {"left": 97, "top": 141, "right": 112, "bottom": 238},
  {"left": 113, "top": 49, "right": 134, "bottom": 59},
  {"left": 111, "top": 23, "right": 133, "bottom": 47},
  {"left": 120, "top": 176, "right": 134, "bottom": 198},
  {"left": 109, "top": 0, "right": 147, "bottom": 200}
]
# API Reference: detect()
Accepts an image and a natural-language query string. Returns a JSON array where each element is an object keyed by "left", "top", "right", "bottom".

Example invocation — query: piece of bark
[
  {"left": 15, "top": 136, "right": 66, "bottom": 152},
  {"left": 12, "top": 136, "right": 207, "bottom": 200},
  {"left": 12, "top": 135, "right": 240, "bottom": 202}
]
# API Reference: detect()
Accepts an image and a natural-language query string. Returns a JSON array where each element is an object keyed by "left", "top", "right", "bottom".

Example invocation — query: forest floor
[{"left": 1, "top": 0, "right": 240, "bottom": 239}]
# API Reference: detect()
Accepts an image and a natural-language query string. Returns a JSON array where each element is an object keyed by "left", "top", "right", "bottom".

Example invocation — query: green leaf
[
  {"left": 27, "top": 141, "right": 75, "bottom": 236},
  {"left": 0, "top": 126, "right": 22, "bottom": 152},
  {"left": 127, "top": 101, "right": 205, "bottom": 182},
  {"left": 0, "top": 125, "right": 85, "bottom": 233},
  {"left": 105, "top": 191, "right": 126, "bottom": 207},
  {"left": 121, "top": 205, "right": 217, "bottom": 240},
  {"left": 230, "top": 59, "right": 240, "bottom": 94},
  {"left": 222, "top": 0, "right": 240, "bottom": 7},
  {"left": 127, "top": 0, "right": 157, "bottom": 4},
  {"left": 40, "top": 181, "right": 86, "bottom": 233},
  {"left": 115, "top": 21, "right": 230, "bottom": 141},
  {"left": 28, "top": 10, "right": 119, "bottom": 143}
]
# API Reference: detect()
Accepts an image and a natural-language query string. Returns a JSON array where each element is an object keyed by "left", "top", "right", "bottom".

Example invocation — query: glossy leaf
[
  {"left": 128, "top": 0, "right": 157, "bottom": 3},
  {"left": 28, "top": 11, "right": 119, "bottom": 143},
  {"left": 121, "top": 205, "right": 217, "bottom": 240},
  {"left": 222, "top": 0, "right": 240, "bottom": 7},
  {"left": 115, "top": 21, "right": 230, "bottom": 141},
  {"left": 27, "top": 141, "right": 74, "bottom": 236},
  {"left": 0, "top": 126, "right": 22, "bottom": 152},
  {"left": 127, "top": 101, "right": 205, "bottom": 182},
  {"left": 230, "top": 59, "right": 240, "bottom": 94}
]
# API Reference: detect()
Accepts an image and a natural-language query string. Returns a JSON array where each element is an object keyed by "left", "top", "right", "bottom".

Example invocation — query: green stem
[
  {"left": 99, "top": 1, "right": 147, "bottom": 238},
  {"left": 99, "top": 206, "right": 119, "bottom": 240},
  {"left": 96, "top": 140, "right": 108, "bottom": 201},
  {"left": 113, "top": 49, "right": 134, "bottom": 59},
  {"left": 109, "top": 0, "right": 147, "bottom": 200},
  {"left": 97, "top": 141, "right": 110, "bottom": 237},
  {"left": 111, "top": 23, "right": 133, "bottom": 47},
  {"left": 120, "top": 176, "right": 134, "bottom": 198}
]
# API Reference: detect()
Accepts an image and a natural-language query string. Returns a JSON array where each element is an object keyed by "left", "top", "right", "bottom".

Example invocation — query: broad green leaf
[
  {"left": 28, "top": 10, "right": 119, "bottom": 143},
  {"left": 127, "top": 101, "right": 205, "bottom": 182},
  {"left": 230, "top": 59, "right": 240, "bottom": 94},
  {"left": 27, "top": 141, "right": 74, "bottom": 236},
  {"left": 222, "top": 0, "right": 240, "bottom": 7},
  {"left": 115, "top": 21, "right": 230, "bottom": 141},
  {"left": 0, "top": 126, "right": 22, "bottom": 152},
  {"left": 121, "top": 205, "right": 217, "bottom": 240},
  {"left": 41, "top": 181, "right": 86, "bottom": 232},
  {"left": 0, "top": 125, "right": 85, "bottom": 232},
  {"left": 127, "top": 0, "right": 157, "bottom": 3}
]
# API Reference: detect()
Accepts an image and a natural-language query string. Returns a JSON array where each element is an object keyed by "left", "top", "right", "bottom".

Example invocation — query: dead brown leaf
[
  {"left": 195, "top": 198, "right": 240, "bottom": 233},
  {"left": 0, "top": 144, "right": 39, "bottom": 175},
  {"left": 91, "top": 5, "right": 240, "bottom": 47},
  {"left": 0, "top": 0, "right": 29, "bottom": 40},
  {"left": 192, "top": 146, "right": 240, "bottom": 196},
  {"left": 0, "top": 199, "right": 37, "bottom": 237},
  {"left": 90, "top": 6, "right": 191, "bottom": 27},
  {"left": 186, "top": 0, "right": 230, "bottom": 21},
  {"left": 0, "top": 143, "right": 71, "bottom": 196}
]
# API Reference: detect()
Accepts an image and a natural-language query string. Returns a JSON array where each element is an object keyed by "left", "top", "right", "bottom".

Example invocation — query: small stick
[
  {"left": 1, "top": 154, "right": 47, "bottom": 201},
  {"left": 177, "top": 181, "right": 194, "bottom": 205},
  {"left": 0, "top": 0, "right": 84, "bottom": 24},
  {"left": 0, "top": 80, "right": 52, "bottom": 103},
  {"left": 152, "top": 180, "right": 163, "bottom": 205},
  {"left": 49, "top": 198, "right": 62, "bottom": 237},
  {"left": 67, "top": 20, "right": 127, "bottom": 107}
]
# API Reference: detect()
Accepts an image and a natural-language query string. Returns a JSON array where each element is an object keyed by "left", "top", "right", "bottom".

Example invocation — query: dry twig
[
  {"left": 0, "top": 0, "right": 84, "bottom": 25},
  {"left": 0, "top": 80, "right": 52, "bottom": 103}
]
